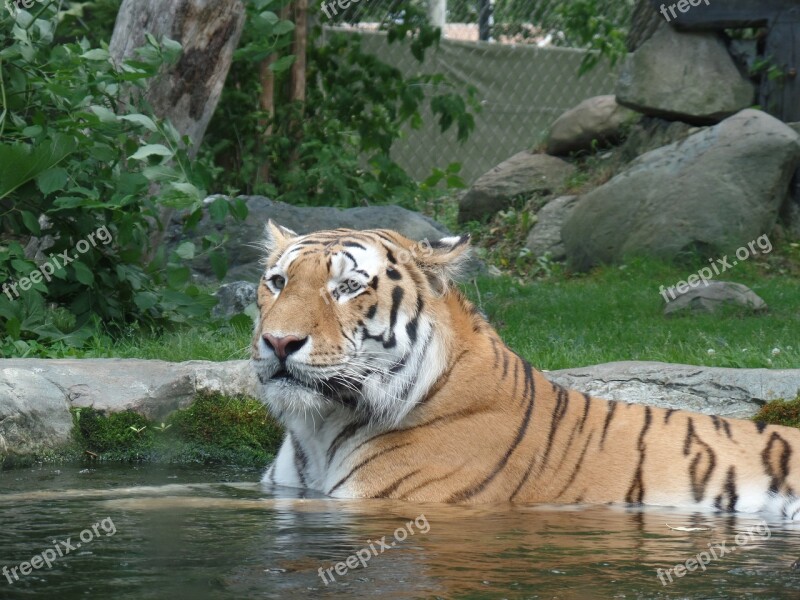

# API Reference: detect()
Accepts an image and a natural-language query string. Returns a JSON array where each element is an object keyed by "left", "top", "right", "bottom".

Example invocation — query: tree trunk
[
  {"left": 627, "top": 0, "right": 664, "bottom": 51},
  {"left": 109, "top": 0, "right": 246, "bottom": 158},
  {"left": 108, "top": 0, "right": 246, "bottom": 259}
]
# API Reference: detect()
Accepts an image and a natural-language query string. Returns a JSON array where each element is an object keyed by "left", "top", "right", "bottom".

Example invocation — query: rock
[
  {"left": 546, "top": 95, "right": 639, "bottom": 156},
  {"left": 663, "top": 281, "right": 767, "bottom": 316},
  {"left": 168, "top": 196, "right": 451, "bottom": 283},
  {"left": 2, "top": 358, "right": 800, "bottom": 458},
  {"left": 616, "top": 117, "right": 695, "bottom": 164},
  {"left": 563, "top": 109, "right": 800, "bottom": 270},
  {"left": 616, "top": 25, "right": 755, "bottom": 123},
  {"left": 0, "top": 368, "right": 73, "bottom": 459},
  {"left": 457, "top": 152, "right": 576, "bottom": 224},
  {"left": 0, "top": 359, "right": 257, "bottom": 424},
  {"left": 212, "top": 281, "right": 257, "bottom": 318},
  {"left": 545, "top": 361, "right": 800, "bottom": 419},
  {"left": 525, "top": 196, "right": 579, "bottom": 260}
]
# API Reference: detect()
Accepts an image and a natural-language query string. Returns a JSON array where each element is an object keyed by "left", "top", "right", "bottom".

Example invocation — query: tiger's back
[{"left": 252, "top": 223, "right": 800, "bottom": 518}]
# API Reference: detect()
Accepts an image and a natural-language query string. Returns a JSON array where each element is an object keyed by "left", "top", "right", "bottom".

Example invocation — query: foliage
[
  {"left": 0, "top": 2, "right": 244, "bottom": 357},
  {"left": 71, "top": 392, "right": 284, "bottom": 465},
  {"left": 490, "top": 0, "right": 634, "bottom": 73},
  {"left": 202, "top": 0, "right": 475, "bottom": 207},
  {"left": 752, "top": 395, "right": 800, "bottom": 429}
]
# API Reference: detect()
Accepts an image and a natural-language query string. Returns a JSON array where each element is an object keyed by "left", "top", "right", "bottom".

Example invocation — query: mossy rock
[
  {"left": 71, "top": 391, "right": 284, "bottom": 466},
  {"left": 752, "top": 394, "right": 800, "bottom": 429}
]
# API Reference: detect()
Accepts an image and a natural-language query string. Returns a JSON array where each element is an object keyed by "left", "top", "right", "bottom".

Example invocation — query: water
[{"left": 1, "top": 463, "right": 799, "bottom": 599}]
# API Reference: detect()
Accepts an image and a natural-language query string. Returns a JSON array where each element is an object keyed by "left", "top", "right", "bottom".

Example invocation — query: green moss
[
  {"left": 69, "top": 391, "right": 284, "bottom": 466},
  {"left": 752, "top": 394, "right": 800, "bottom": 428}
]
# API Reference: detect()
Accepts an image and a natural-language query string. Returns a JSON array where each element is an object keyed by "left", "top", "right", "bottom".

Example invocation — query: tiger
[{"left": 251, "top": 221, "right": 800, "bottom": 518}]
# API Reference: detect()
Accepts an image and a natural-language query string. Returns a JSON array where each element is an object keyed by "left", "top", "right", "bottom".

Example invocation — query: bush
[{"left": 0, "top": 2, "right": 244, "bottom": 357}]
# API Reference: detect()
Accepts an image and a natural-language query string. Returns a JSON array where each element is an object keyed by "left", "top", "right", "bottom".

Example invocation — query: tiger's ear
[
  {"left": 416, "top": 234, "right": 471, "bottom": 295},
  {"left": 263, "top": 220, "right": 298, "bottom": 255}
]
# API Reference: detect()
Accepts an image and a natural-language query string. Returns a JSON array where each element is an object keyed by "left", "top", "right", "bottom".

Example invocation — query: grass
[
  {"left": 465, "top": 257, "right": 800, "bottom": 370},
  {"left": 29, "top": 250, "right": 798, "bottom": 372}
]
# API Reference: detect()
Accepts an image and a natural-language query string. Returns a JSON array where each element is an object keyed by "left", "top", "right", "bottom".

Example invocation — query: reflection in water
[{"left": 0, "top": 463, "right": 799, "bottom": 599}]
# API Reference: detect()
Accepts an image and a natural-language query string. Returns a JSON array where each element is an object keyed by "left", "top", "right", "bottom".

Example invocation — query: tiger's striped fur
[{"left": 252, "top": 222, "right": 800, "bottom": 517}]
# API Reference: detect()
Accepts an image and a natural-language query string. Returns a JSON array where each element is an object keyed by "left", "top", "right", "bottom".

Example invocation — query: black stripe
[
  {"left": 373, "top": 469, "right": 422, "bottom": 498},
  {"left": 579, "top": 393, "right": 591, "bottom": 432},
  {"left": 369, "top": 276, "right": 379, "bottom": 290},
  {"left": 762, "top": 432, "right": 792, "bottom": 494},
  {"left": 291, "top": 435, "right": 308, "bottom": 487},
  {"left": 386, "top": 267, "right": 402, "bottom": 280},
  {"left": 342, "top": 241, "right": 367, "bottom": 250},
  {"left": 755, "top": 421, "right": 768, "bottom": 434},
  {"left": 600, "top": 401, "right": 618, "bottom": 449},
  {"left": 554, "top": 432, "right": 595, "bottom": 499},
  {"left": 366, "top": 304, "right": 378, "bottom": 319},
  {"left": 536, "top": 386, "right": 570, "bottom": 476},
  {"left": 452, "top": 360, "right": 535, "bottom": 502},
  {"left": 326, "top": 420, "right": 367, "bottom": 467},
  {"left": 664, "top": 408, "right": 677, "bottom": 423},
  {"left": 328, "top": 442, "right": 411, "bottom": 495},
  {"left": 714, "top": 466, "right": 738, "bottom": 512},
  {"left": 625, "top": 406, "right": 652, "bottom": 504},
  {"left": 501, "top": 351, "right": 510, "bottom": 379}
]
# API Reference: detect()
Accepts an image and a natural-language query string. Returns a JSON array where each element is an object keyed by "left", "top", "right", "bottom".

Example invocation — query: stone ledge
[{"left": 2, "top": 358, "right": 798, "bottom": 458}]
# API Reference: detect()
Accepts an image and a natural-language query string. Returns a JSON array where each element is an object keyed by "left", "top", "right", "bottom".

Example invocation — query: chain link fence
[{"left": 318, "top": 0, "right": 629, "bottom": 183}]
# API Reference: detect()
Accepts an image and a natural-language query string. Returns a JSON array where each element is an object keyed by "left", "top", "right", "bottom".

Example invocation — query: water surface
[{"left": 1, "top": 463, "right": 799, "bottom": 599}]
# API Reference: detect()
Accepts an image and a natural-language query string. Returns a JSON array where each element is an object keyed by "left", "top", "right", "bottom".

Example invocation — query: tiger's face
[{"left": 251, "top": 221, "right": 470, "bottom": 427}]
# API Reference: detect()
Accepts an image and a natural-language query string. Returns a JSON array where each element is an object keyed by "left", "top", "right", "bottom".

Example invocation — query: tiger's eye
[{"left": 269, "top": 275, "right": 286, "bottom": 290}]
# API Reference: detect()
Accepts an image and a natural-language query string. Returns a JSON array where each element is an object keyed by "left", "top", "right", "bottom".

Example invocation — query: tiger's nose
[{"left": 262, "top": 333, "right": 308, "bottom": 361}]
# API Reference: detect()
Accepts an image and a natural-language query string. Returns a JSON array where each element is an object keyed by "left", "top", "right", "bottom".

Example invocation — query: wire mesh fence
[{"left": 317, "top": 0, "right": 631, "bottom": 183}]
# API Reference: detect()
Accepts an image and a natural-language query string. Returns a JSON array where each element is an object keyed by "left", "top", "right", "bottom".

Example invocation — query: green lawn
[
  {"left": 468, "top": 259, "right": 799, "bottom": 370},
  {"left": 43, "top": 254, "right": 799, "bottom": 371}
]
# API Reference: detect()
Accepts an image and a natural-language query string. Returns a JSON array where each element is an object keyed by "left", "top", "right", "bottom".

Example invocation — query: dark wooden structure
[{"left": 648, "top": 0, "right": 800, "bottom": 122}]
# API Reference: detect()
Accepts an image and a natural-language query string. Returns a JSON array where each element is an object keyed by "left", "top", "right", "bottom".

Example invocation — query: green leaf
[
  {"left": 129, "top": 144, "right": 173, "bottom": 161},
  {"left": 273, "top": 20, "right": 295, "bottom": 36},
  {"left": 209, "top": 197, "right": 229, "bottom": 223},
  {"left": 166, "top": 266, "right": 190, "bottom": 288},
  {"left": 175, "top": 242, "right": 195, "bottom": 260},
  {"left": 72, "top": 261, "right": 94, "bottom": 285},
  {"left": 119, "top": 113, "right": 158, "bottom": 132},
  {"left": 36, "top": 167, "right": 68, "bottom": 195},
  {"left": 229, "top": 197, "right": 249, "bottom": 220},
  {"left": 134, "top": 292, "right": 158, "bottom": 310},
  {"left": 0, "top": 135, "right": 77, "bottom": 201},
  {"left": 89, "top": 105, "right": 117, "bottom": 122},
  {"left": 209, "top": 249, "right": 228, "bottom": 280},
  {"left": 20, "top": 211, "right": 41, "bottom": 235},
  {"left": 80, "top": 48, "right": 110, "bottom": 61},
  {"left": 269, "top": 54, "right": 296, "bottom": 73}
]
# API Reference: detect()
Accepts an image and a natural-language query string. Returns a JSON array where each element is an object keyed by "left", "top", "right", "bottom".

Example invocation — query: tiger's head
[{"left": 251, "top": 221, "right": 471, "bottom": 428}]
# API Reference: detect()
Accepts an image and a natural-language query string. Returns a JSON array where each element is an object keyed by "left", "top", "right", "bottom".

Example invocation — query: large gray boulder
[
  {"left": 457, "top": 152, "right": 575, "bottom": 224},
  {"left": 563, "top": 109, "right": 800, "bottom": 270},
  {"left": 525, "top": 195, "right": 578, "bottom": 260},
  {"left": 545, "top": 361, "right": 800, "bottom": 419},
  {"left": 169, "top": 197, "right": 451, "bottom": 282},
  {"left": 616, "top": 25, "right": 754, "bottom": 123},
  {"left": 546, "top": 95, "right": 639, "bottom": 156}
]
